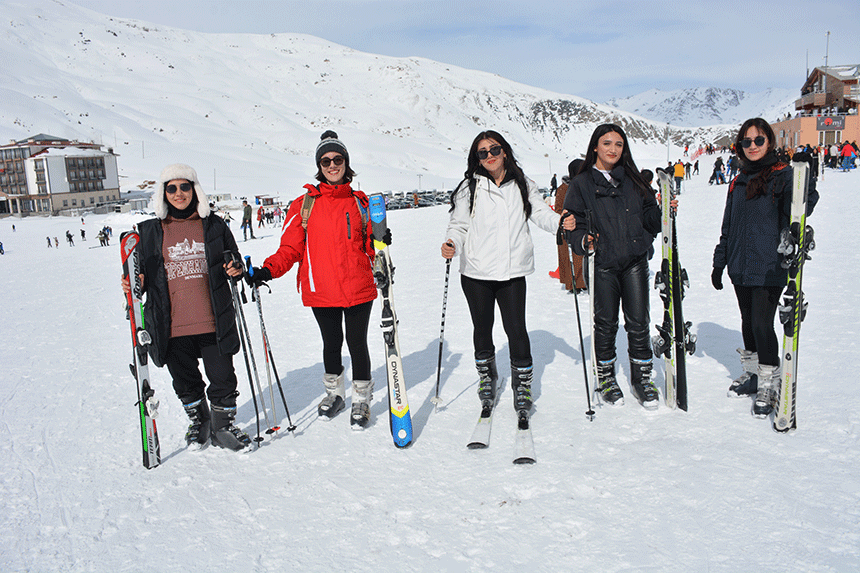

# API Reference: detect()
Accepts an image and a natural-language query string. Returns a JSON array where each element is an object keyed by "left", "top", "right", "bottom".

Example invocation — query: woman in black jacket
[
  {"left": 564, "top": 124, "right": 664, "bottom": 409},
  {"left": 712, "top": 118, "right": 818, "bottom": 418},
  {"left": 122, "top": 164, "right": 250, "bottom": 450}
]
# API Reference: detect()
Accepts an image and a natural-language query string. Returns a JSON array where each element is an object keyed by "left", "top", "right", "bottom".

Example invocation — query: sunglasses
[
  {"left": 165, "top": 182, "right": 193, "bottom": 194},
  {"left": 320, "top": 156, "right": 345, "bottom": 168},
  {"left": 477, "top": 145, "right": 503, "bottom": 160},
  {"left": 741, "top": 136, "right": 766, "bottom": 148}
]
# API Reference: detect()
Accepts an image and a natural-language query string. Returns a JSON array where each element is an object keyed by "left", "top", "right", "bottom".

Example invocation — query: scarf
[{"left": 741, "top": 151, "right": 778, "bottom": 200}]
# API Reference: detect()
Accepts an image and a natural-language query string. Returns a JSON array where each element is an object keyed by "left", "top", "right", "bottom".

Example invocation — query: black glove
[
  {"left": 711, "top": 267, "right": 724, "bottom": 290},
  {"left": 372, "top": 228, "right": 392, "bottom": 245},
  {"left": 245, "top": 265, "right": 272, "bottom": 287}
]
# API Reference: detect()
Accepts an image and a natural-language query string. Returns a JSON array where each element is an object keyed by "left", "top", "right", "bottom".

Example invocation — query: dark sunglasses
[
  {"left": 320, "top": 156, "right": 345, "bottom": 168},
  {"left": 165, "top": 182, "right": 193, "bottom": 194},
  {"left": 741, "top": 136, "right": 766, "bottom": 148},
  {"left": 477, "top": 145, "right": 503, "bottom": 160}
]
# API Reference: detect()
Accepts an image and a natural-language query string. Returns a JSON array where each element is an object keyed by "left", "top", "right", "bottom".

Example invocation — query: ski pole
[
  {"left": 226, "top": 252, "right": 274, "bottom": 436},
  {"left": 560, "top": 213, "right": 595, "bottom": 421},
  {"left": 245, "top": 256, "right": 280, "bottom": 433},
  {"left": 225, "top": 251, "right": 264, "bottom": 444},
  {"left": 246, "top": 256, "right": 296, "bottom": 432},
  {"left": 431, "top": 249, "right": 452, "bottom": 408}
]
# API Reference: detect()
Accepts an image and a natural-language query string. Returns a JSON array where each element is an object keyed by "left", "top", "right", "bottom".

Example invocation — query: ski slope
[{"left": 1, "top": 160, "right": 858, "bottom": 572}]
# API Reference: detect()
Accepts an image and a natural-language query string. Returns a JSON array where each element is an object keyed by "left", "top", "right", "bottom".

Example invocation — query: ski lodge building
[
  {"left": 771, "top": 65, "right": 859, "bottom": 149},
  {"left": 0, "top": 134, "right": 121, "bottom": 217}
]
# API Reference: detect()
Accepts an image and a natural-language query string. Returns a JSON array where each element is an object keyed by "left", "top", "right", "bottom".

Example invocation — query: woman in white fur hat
[{"left": 121, "top": 163, "right": 251, "bottom": 451}]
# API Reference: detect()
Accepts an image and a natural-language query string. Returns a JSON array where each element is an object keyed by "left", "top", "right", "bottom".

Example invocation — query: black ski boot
[
  {"left": 630, "top": 358, "right": 659, "bottom": 410},
  {"left": 727, "top": 348, "right": 758, "bottom": 397},
  {"left": 210, "top": 404, "right": 251, "bottom": 451},
  {"left": 511, "top": 364, "right": 533, "bottom": 416},
  {"left": 476, "top": 355, "right": 498, "bottom": 411},
  {"left": 183, "top": 398, "right": 211, "bottom": 446},
  {"left": 596, "top": 359, "right": 624, "bottom": 406}
]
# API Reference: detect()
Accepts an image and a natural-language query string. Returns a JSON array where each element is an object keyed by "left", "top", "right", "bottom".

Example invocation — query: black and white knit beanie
[
  {"left": 153, "top": 163, "right": 210, "bottom": 220},
  {"left": 315, "top": 130, "right": 349, "bottom": 165}
]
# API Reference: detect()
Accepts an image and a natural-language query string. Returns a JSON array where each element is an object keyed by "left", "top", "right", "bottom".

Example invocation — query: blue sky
[{"left": 70, "top": 0, "right": 859, "bottom": 102}]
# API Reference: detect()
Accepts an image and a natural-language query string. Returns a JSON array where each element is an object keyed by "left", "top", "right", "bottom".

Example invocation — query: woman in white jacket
[{"left": 441, "top": 130, "right": 560, "bottom": 419}]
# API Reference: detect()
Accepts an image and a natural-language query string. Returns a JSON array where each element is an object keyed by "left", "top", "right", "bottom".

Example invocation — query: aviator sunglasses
[
  {"left": 477, "top": 145, "right": 503, "bottom": 160},
  {"left": 165, "top": 182, "right": 193, "bottom": 194},
  {"left": 320, "top": 155, "right": 345, "bottom": 168},
  {"left": 741, "top": 136, "right": 766, "bottom": 148}
]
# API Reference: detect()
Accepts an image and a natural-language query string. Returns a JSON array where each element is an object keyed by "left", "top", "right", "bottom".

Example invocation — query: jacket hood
[{"left": 153, "top": 164, "right": 210, "bottom": 220}]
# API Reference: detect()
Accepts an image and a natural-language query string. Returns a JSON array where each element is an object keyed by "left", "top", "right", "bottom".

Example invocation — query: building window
[
  {"left": 72, "top": 199, "right": 77, "bottom": 206},
  {"left": 63, "top": 199, "right": 68, "bottom": 207},
  {"left": 90, "top": 197, "right": 95, "bottom": 204}
]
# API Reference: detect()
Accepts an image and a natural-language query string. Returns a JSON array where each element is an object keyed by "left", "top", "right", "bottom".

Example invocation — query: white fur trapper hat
[{"left": 153, "top": 163, "right": 211, "bottom": 220}]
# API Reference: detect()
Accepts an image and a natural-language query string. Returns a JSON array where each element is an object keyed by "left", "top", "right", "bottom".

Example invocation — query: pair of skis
[
  {"left": 773, "top": 162, "right": 814, "bottom": 433},
  {"left": 368, "top": 194, "right": 414, "bottom": 449},
  {"left": 466, "top": 392, "right": 535, "bottom": 465},
  {"left": 652, "top": 169, "right": 695, "bottom": 410},
  {"left": 120, "top": 231, "right": 161, "bottom": 469}
]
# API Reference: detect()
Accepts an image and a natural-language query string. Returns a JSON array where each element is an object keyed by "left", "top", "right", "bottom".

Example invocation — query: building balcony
[{"left": 795, "top": 91, "right": 831, "bottom": 110}]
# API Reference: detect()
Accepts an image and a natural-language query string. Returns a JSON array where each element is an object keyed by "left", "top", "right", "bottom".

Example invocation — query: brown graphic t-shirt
[{"left": 161, "top": 214, "right": 217, "bottom": 338}]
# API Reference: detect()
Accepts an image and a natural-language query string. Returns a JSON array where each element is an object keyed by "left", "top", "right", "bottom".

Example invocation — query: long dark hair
[
  {"left": 580, "top": 124, "right": 652, "bottom": 198},
  {"left": 450, "top": 130, "right": 531, "bottom": 219}
]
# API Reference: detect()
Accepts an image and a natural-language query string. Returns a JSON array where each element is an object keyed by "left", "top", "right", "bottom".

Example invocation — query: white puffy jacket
[{"left": 446, "top": 175, "right": 559, "bottom": 281}]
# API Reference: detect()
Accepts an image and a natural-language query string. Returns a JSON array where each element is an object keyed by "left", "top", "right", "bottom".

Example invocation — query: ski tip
[
  {"left": 513, "top": 456, "right": 536, "bottom": 465},
  {"left": 467, "top": 442, "right": 488, "bottom": 450}
]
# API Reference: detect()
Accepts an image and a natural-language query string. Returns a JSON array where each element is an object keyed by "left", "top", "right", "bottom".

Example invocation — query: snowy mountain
[
  {"left": 0, "top": 0, "right": 733, "bottom": 197},
  {"left": 605, "top": 87, "right": 797, "bottom": 128}
]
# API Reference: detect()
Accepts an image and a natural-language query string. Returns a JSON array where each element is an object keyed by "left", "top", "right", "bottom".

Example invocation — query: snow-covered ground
[{"left": 1, "top": 159, "right": 858, "bottom": 572}]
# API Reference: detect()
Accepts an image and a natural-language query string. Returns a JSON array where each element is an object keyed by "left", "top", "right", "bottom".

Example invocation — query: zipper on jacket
[{"left": 346, "top": 212, "right": 351, "bottom": 240}]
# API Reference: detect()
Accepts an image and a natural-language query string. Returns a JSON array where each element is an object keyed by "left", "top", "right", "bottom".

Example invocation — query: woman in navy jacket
[{"left": 712, "top": 118, "right": 818, "bottom": 417}]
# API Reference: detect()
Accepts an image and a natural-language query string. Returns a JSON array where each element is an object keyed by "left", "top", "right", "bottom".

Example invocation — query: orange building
[{"left": 772, "top": 65, "right": 859, "bottom": 148}]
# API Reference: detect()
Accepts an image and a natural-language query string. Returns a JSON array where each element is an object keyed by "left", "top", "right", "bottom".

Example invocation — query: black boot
[
  {"left": 629, "top": 358, "right": 659, "bottom": 410},
  {"left": 210, "top": 403, "right": 251, "bottom": 451},
  {"left": 596, "top": 359, "right": 624, "bottom": 406},
  {"left": 183, "top": 398, "right": 211, "bottom": 446},
  {"left": 511, "top": 364, "right": 533, "bottom": 416},
  {"left": 476, "top": 355, "right": 498, "bottom": 410}
]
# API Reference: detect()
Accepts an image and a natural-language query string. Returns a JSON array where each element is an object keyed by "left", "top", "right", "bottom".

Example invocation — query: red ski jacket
[{"left": 263, "top": 182, "right": 377, "bottom": 308}]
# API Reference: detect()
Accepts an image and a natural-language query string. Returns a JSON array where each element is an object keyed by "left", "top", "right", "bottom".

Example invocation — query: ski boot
[
  {"left": 210, "top": 404, "right": 251, "bottom": 451},
  {"left": 350, "top": 379, "right": 374, "bottom": 429},
  {"left": 753, "top": 364, "right": 779, "bottom": 418},
  {"left": 318, "top": 369, "right": 346, "bottom": 419},
  {"left": 182, "top": 398, "right": 211, "bottom": 446},
  {"left": 511, "top": 363, "right": 533, "bottom": 418},
  {"left": 595, "top": 359, "right": 624, "bottom": 406},
  {"left": 629, "top": 358, "right": 659, "bottom": 410},
  {"left": 476, "top": 355, "right": 498, "bottom": 412},
  {"left": 727, "top": 348, "right": 758, "bottom": 397}
]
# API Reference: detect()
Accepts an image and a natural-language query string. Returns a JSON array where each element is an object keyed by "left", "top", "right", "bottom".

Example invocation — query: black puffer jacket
[
  {"left": 713, "top": 161, "right": 818, "bottom": 287},
  {"left": 137, "top": 216, "right": 240, "bottom": 368},
  {"left": 563, "top": 166, "right": 661, "bottom": 271}
]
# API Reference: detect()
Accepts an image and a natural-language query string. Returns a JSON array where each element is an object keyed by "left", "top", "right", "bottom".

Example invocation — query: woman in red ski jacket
[{"left": 247, "top": 131, "right": 378, "bottom": 429}]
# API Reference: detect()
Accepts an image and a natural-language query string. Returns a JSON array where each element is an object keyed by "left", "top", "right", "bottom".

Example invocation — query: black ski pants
[
  {"left": 165, "top": 332, "right": 239, "bottom": 407},
  {"left": 312, "top": 300, "right": 373, "bottom": 381},
  {"left": 733, "top": 284, "right": 783, "bottom": 367},
  {"left": 460, "top": 275, "right": 531, "bottom": 368},
  {"left": 593, "top": 256, "right": 652, "bottom": 363}
]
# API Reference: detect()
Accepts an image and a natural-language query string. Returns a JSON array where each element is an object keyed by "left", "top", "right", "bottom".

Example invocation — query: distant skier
[
  {"left": 241, "top": 200, "right": 255, "bottom": 240},
  {"left": 66, "top": 231, "right": 74, "bottom": 246},
  {"left": 47, "top": 236, "right": 52, "bottom": 248},
  {"left": 712, "top": 118, "right": 819, "bottom": 417},
  {"left": 80, "top": 229, "right": 86, "bottom": 241}
]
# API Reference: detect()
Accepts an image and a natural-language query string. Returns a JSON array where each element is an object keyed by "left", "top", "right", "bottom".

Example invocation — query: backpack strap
[{"left": 301, "top": 192, "right": 316, "bottom": 230}]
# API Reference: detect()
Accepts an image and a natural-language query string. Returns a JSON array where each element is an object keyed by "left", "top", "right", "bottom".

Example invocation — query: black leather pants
[{"left": 592, "top": 255, "right": 652, "bottom": 363}]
